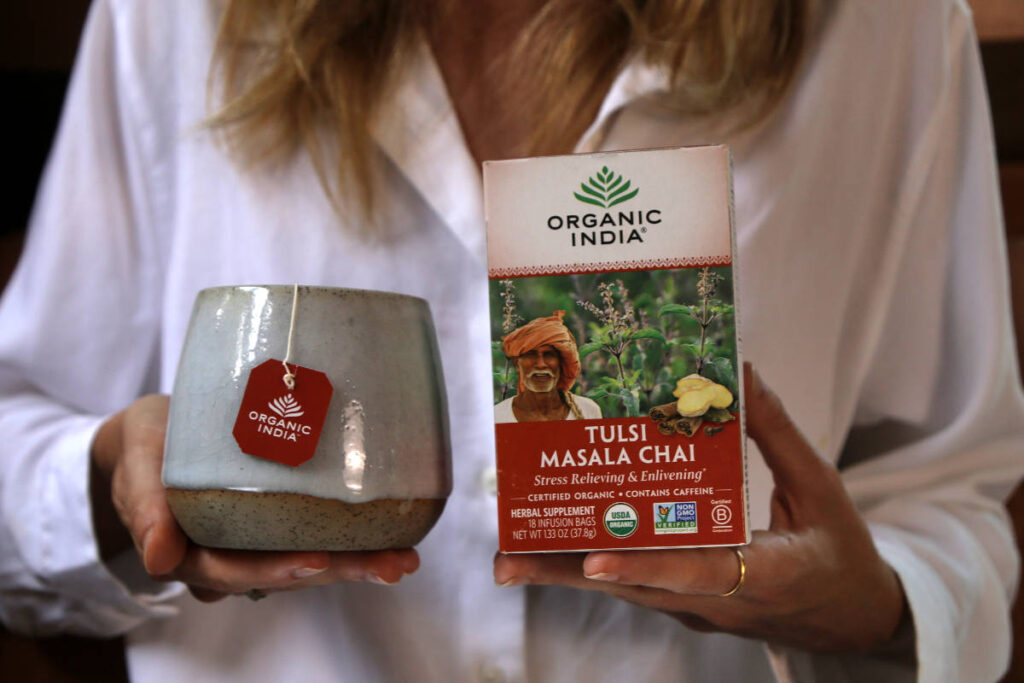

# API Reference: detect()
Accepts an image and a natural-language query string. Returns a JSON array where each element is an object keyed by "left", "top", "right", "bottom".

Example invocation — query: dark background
[{"left": 0, "top": 1, "right": 1021, "bottom": 680}]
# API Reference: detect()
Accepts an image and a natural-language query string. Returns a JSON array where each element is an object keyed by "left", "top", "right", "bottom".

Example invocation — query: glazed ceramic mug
[{"left": 162, "top": 285, "right": 451, "bottom": 551}]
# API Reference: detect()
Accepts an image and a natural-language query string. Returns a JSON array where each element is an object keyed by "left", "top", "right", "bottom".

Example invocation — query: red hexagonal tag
[{"left": 232, "top": 359, "right": 334, "bottom": 467}]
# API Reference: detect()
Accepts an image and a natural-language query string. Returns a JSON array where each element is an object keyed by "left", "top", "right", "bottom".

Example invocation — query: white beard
[{"left": 524, "top": 371, "right": 557, "bottom": 393}]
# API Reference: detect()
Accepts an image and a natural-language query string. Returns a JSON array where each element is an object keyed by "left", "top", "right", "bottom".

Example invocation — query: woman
[{"left": 1, "top": 0, "right": 1021, "bottom": 680}]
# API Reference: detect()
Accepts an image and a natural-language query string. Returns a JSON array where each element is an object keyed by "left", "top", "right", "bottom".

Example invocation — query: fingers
[
  {"left": 107, "top": 395, "right": 189, "bottom": 576},
  {"left": 281, "top": 549, "right": 420, "bottom": 587},
  {"left": 494, "top": 547, "right": 745, "bottom": 598},
  {"left": 164, "top": 549, "right": 331, "bottom": 593},
  {"left": 493, "top": 552, "right": 585, "bottom": 588},
  {"left": 188, "top": 586, "right": 229, "bottom": 603},
  {"left": 493, "top": 550, "right": 749, "bottom": 625},
  {"left": 744, "top": 364, "right": 840, "bottom": 503},
  {"left": 582, "top": 548, "right": 743, "bottom": 597},
  {"left": 168, "top": 548, "right": 420, "bottom": 597}
]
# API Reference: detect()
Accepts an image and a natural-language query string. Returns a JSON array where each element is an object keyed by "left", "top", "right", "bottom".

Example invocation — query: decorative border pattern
[{"left": 489, "top": 256, "right": 732, "bottom": 279}]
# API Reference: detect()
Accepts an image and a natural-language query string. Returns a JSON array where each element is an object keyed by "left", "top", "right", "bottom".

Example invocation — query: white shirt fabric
[
  {"left": 1, "top": 0, "right": 1022, "bottom": 681},
  {"left": 494, "top": 395, "right": 603, "bottom": 423}
]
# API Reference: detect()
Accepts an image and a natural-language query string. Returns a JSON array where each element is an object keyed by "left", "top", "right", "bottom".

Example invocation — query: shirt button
[
  {"left": 479, "top": 466, "right": 498, "bottom": 496},
  {"left": 478, "top": 662, "right": 506, "bottom": 683}
]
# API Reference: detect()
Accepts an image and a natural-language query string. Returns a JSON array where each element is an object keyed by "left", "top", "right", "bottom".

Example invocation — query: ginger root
[{"left": 672, "top": 374, "right": 734, "bottom": 417}]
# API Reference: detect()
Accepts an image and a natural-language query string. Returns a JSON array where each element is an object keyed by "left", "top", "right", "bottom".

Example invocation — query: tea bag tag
[{"left": 233, "top": 359, "right": 334, "bottom": 467}]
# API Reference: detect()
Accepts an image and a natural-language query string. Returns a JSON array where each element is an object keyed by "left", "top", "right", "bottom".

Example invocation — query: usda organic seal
[{"left": 603, "top": 502, "right": 638, "bottom": 538}]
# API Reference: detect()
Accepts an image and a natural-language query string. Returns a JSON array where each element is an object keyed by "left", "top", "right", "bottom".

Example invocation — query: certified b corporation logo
[{"left": 603, "top": 502, "right": 639, "bottom": 538}]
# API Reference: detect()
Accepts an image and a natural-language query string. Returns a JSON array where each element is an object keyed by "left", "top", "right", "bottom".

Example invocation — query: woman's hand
[
  {"left": 493, "top": 365, "right": 908, "bottom": 653},
  {"left": 90, "top": 394, "right": 419, "bottom": 602}
]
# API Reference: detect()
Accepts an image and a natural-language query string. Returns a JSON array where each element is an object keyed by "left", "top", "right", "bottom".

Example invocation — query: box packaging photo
[{"left": 484, "top": 145, "right": 750, "bottom": 553}]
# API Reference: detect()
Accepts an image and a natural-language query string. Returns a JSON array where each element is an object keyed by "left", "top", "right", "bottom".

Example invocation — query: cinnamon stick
[
  {"left": 649, "top": 401, "right": 679, "bottom": 422},
  {"left": 674, "top": 416, "right": 703, "bottom": 437},
  {"left": 657, "top": 417, "right": 680, "bottom": 436}
]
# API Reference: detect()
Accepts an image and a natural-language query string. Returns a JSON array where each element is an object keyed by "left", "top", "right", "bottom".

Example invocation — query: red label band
[
  {"left": 232, "top": 359, "right": 334, "bottom": 467},
  {"left": 496, "top": 417, "right": 747, "bottom": 552}
]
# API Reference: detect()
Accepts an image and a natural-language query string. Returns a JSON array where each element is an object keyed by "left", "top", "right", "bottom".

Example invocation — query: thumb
[
  {"left": 138, "top": 498, "right": 189, "bottom": 577},
  {"left": 115, "top": 395, "right": 188, "bottom": 576},
  {"left": 744, "top": 363, "right": 838, "bottom": 503}
]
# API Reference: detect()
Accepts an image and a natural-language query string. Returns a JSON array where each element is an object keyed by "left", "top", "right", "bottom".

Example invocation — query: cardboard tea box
[{"left": 484, "top": 146, "right": 749, "bottom": 552}]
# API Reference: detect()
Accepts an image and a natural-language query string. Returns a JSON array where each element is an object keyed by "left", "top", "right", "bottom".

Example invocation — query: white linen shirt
[{"left": 1, "top": 0, "right": 1022, "bottom": 681}]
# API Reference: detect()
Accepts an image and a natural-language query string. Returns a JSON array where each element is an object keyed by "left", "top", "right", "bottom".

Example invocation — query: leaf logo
[
  {"left": 269, "top": 394, "right": 304, "bottom": 418},
  {"left": 574, "top": 166, "right": 639, "bottom": 208}
]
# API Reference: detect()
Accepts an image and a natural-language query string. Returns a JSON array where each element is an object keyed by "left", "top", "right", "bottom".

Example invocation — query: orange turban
[{"left": 501, "top": 310, "right": 581, "bottom": 393}]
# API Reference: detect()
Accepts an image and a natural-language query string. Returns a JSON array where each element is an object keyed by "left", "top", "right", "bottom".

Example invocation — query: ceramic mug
[{"left": 162, "top": 285, "right": 451, "bottom": 551}]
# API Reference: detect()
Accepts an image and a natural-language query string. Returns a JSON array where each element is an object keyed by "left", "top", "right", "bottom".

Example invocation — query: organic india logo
[
  {"left": 574, "top": 166, "right": 639, "bottom": 208},
  {"left": 248, "top": 394, "right": 312, "bottom": 443},
  {"left": 547, "top": 165, "right": 657, "bottom": 247}
]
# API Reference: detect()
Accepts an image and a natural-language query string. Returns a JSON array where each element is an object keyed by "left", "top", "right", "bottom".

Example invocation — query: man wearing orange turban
[{"left": 495, "top": 311, "right": 602, "bottom": 423}]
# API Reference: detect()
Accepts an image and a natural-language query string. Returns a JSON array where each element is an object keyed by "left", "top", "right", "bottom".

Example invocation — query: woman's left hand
[{"left": 493, "top": 364, "right": 908, "bottom": 653}]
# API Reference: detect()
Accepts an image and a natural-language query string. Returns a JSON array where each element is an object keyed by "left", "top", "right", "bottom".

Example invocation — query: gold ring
[{"left": 719, "top": 548, "right": 746, "bottom": 597}]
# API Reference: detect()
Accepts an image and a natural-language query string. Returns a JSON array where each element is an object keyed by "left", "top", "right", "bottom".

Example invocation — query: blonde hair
[{"left": 208, "top": 0, "right": 807, "bottom": 219}]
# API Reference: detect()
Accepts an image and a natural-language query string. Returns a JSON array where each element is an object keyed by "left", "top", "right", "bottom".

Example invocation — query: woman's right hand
[{"left": 90, "top": 394, "right": 419, "bottom": 602}]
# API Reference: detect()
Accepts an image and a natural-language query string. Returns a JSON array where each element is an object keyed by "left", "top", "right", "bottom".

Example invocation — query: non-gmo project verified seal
[{"left": 653, "top": 502, "right": 698, "bottom": 535}]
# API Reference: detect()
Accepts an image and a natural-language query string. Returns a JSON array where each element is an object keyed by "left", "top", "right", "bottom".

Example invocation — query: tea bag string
[{"left": 282, "top": 284, "right": 298, "bottom": 390}]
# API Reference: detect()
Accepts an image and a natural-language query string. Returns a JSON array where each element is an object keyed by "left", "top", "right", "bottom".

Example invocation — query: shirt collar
[
  {"left": 371, "top": 43, "right": 670, "bottom": 257},
  {"left": 370, "top": 39, "right": 485, "bottom": 261},
  {"left": 575, "top": 55, "right": 671, "bottom": 153}
]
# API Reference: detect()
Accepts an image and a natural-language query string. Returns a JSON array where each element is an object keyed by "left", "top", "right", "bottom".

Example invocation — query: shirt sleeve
[
  {"left": 0, "top": 0, "right": 182, "bottom": 636},
  {"left": 768, "top": 3, "right": 1024, "bottom": 682}
]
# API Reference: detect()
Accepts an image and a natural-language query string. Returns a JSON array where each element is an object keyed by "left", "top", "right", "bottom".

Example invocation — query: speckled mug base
[{"left": 166, "top": 488, "right": 447, "bottom": 551}]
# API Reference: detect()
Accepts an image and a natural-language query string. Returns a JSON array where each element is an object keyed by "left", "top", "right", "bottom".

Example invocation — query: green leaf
[
  {"left": 705, "top": 357, "right": 736, "bottom": 391},
  {"left": 607, "top": 180, "right": 632, "bottom": 200},
  {"left": 629, "top": 328, "right": 667, "bottom": 344},
  {"left": 491, "top": 340, "right": 503, "bottom": 351},
  {"left": 606, "top": 175, "right": 623, "bottom": 191},
  {"left": 580, "top": 182, "right": 605, "bottom": 200},
  {"left": 578, "top": 341, "right": 604, "bottom": 359},
  {"left": 618, "top": 389, "right": 640, "bottom": 417},
  {"left": 680, "top": 343, "right": 703, "bottom": 357},
  {"left": 600, "top": 375, "right": 623, "bottom": 389},
  {"left": 609, "top": 187, "right": 640, "bottom": 207},
  {"left": 601, "top": 165, "right": 609, "bottom": 175},
  {"left": 574, "top": 192, "right": 605, "bottom": 208},
  {"left": 658, "top": 303, "right": 691, "bottom": 317}
]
